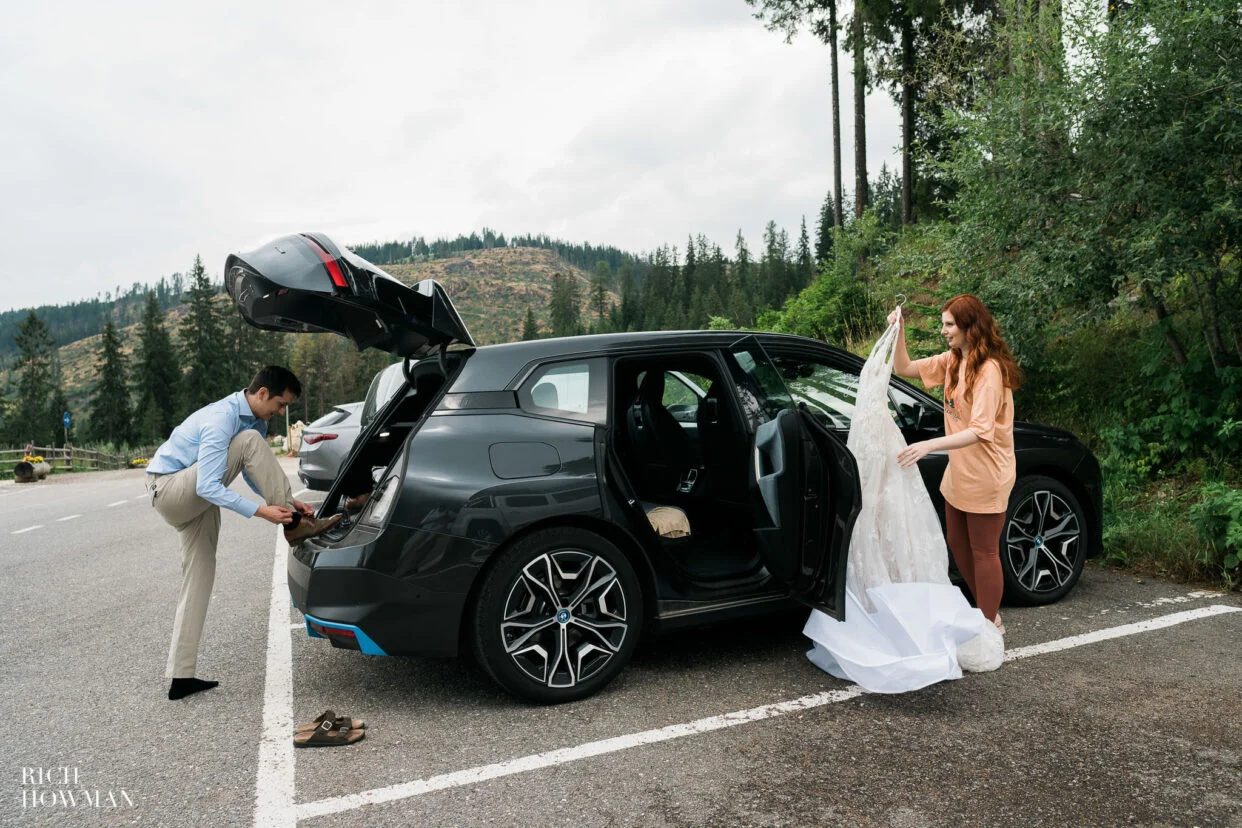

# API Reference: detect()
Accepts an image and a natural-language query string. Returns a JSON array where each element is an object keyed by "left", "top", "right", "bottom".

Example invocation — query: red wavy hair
[{"left": 942, "top": 294, "right": 1023, "bottom": 405}]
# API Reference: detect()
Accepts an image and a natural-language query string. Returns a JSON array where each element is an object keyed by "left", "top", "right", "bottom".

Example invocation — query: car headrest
[
  {"left": 638, "top": 369, "right": 665, "bottom": 402},
  {"left": 531, "top": 382, "right": 559, "bottom": 410}
]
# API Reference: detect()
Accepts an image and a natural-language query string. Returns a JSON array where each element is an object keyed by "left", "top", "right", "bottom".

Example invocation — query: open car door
[
  {"left": 728, "top": 337, "right": 861, "bottom": 620},
  {"left": 224, "top": 232, "right": 475, "bottom": 358}
]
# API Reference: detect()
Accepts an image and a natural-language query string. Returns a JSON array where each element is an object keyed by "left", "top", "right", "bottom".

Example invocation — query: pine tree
[
  {"left": 224, "top": 309, "right": 286, "bottom": 390},
  {"left": 733, "top": 230, "right": 753, "bottom": 298},
  {"left": 816, "top": 189, "right": 836, "bottom": 263},
  {"left": 618, "top": 265, "right": 639, "bottom": 331},
  {"left": 133, "top": 291, "right": 181, "bottom": 443},
  {"left": 7, "top": 311, "right": 56, "bottom": 445},
  {"left": 797, "top": 216, "right": 814, "bottom": 290},
  {"left": 521, "top": 306, "right": 540, "bottom": 341},
  {"left": 87, "top": 319, "right": 132, "bottom": 446},
  {"left": 641, "top": 247, "right": 675, "bottom": 330},
  {"left": 179, "top": 255, "right": 230, "bottom": 415},
  {"left": 549, "top": 273, "right": 583, "bottom": 338},
  {"left": 590, "top": 262, "right": 611, "bottom": 321}
]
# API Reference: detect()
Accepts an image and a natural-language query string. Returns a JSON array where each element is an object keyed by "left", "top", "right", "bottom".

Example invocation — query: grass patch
[{"left": 1103, "top": 472, "right": 1240, "bottom": 590}]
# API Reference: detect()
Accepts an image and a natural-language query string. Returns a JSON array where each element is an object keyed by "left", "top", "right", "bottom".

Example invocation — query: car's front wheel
[
  {"left": 472, "top": 527, "right": 643, "bottom": 703},
  {"left": 1001, "top": 475, "right": 1088, "bottom": 605}
]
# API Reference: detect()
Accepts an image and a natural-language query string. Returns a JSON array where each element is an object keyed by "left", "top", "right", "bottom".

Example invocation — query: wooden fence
[{"left": 0, "top": 445, "right": 157, "bottom": 479}]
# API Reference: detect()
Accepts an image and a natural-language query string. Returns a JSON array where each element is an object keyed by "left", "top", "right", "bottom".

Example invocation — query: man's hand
[
  {"left": 256, "top": 504, "right": 295, "bottom": 525},
  {"left": 292, "top": 499, "right": 315, "bottom": 517},
  {"left": 897, "top": 441, "right": 933, "bottom": 468}
]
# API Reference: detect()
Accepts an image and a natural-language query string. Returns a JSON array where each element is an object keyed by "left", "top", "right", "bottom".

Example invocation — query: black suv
[{"left": 226, "top": 233, "right": 1103, "bottom": 703}]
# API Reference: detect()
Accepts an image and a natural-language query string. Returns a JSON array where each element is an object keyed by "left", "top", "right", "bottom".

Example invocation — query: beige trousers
[{"left": 149, "top": 430, "right": 293, "bottom": 679}]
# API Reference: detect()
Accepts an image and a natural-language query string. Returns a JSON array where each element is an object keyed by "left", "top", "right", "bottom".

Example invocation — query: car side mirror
[
  {"left": 917, "top": 405, "right": 941, "bottom": 431},
  {"left": 703, "top": 397, "right": 719, "bottom": 425}
]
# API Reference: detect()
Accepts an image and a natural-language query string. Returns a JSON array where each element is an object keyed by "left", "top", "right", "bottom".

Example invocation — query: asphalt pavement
[{"left": 1, "top": 460, "right": 1239, "bottom": 827}]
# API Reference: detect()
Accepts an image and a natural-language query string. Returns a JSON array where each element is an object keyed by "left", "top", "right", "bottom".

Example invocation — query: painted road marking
[
  {"left": 254, "top": 528, "right": 296, "bottom": 828},
  {"left": 293, "top": 489, "right": 309, "bottom": 498},
  {"left": 107, "top": 500, "right": 128, "bottom": 507},
  {"left": 295, "top": 604, "right": 1242, "bottom": 822},
  {"left": 134, "top": 494, "right": 148, "bottom": 500},
  {"left": 11, "top": 525, "right": 43, "bottom": 534},
  {"left": 1003, "top": 605, "right": 1239, "bottom": 660},
  {"left": 1087, "top": 590, "right": 1225, "bottom": 618},
  {"left": 57, "top": 514, "right": 81, "bottom": 522}
]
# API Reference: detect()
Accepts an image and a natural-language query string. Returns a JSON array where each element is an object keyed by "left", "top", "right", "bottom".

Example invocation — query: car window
[
  {"left": 888, "top": 381, "right": 924, "bottom": 429},
  {"left": 519, "top": 358, "right": 607, "bottom": 423},
  {"left": 726, "top": 340, "right": 795, "bottom": 431},
  {"left": 773, "top": 353, "right": 905, "bottom": 430},
  {"left": 309, "top": 408, "right": 350, "bottom": 429},
  {"left": 361, "top": 361, "right": 406, "bottom": 427}
]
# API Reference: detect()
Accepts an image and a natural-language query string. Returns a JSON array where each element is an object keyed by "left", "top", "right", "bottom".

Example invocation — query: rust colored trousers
[{"left": 944, "top": 502, "right": 1006, "bottom": 621}]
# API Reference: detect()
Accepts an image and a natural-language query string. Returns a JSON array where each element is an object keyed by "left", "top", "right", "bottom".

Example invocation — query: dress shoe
[
  {"left": 285, "top": 513, "right": 344, "bottom": 544},
  {"left": 344, "top": 493, "right": 370, "bottom": 512}
]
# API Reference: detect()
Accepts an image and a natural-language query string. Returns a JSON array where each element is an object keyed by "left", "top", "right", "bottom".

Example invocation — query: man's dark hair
[{"left": 247, "top": 365, "right": 302, "bottom": 398}]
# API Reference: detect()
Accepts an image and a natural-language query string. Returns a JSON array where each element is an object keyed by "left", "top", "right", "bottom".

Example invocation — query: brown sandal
[
  {"left": 295, "top": 709, "right": 366, "bottom": 734},
  {"left": 293, "top": 718, "right": 365, "bottom": 748}
]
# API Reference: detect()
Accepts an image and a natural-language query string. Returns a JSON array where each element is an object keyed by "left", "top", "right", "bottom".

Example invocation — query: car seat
[
  {"left": 696, "top": 380, "right": 747, "bottom": 504},
  {"left": 626, "top": 370, "right": 699, "bottom": 497}
]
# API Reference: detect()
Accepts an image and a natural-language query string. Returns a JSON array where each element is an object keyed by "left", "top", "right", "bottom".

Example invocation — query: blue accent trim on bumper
[{"left": 303, "top": 614, "right": 389, "bottom": 656}]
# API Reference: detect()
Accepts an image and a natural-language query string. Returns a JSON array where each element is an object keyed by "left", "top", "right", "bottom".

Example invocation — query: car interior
[
  {"left": 611, "top": 354, "right": 763, "bottom": 584},
  {"left": 320, "top": 355, "right": 461, "bottom": 536}
]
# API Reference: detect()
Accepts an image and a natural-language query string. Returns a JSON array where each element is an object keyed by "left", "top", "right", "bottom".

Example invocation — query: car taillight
[
  {"left": 360, "top": 475, "right": 400, "bottom": 528},
  {"left": 300, "top": 234, "right": 349, "bottom": 289},
  {"left": 304, "top": 433, "right": 338, "bottom": 445}
]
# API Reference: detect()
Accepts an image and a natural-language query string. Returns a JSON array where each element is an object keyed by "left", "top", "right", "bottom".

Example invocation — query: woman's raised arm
[{"left": 888, "top": 309, "right": 920, "bottom": 379}]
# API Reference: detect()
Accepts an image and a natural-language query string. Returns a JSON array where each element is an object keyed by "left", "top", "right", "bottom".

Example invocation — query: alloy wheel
[
  {"left": 1005, "top": 490, "right": 1082, "bottom": 594},
  {"left": 500, "top": 550, "right": 630, "bottom": 688}
]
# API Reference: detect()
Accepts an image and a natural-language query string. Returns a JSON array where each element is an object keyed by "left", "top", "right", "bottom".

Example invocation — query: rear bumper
[
  {"left": 288, "top": 527, "right": 489, "bottom": 658},
  {"left": 304, "top": 614, "right": 388, "bottom": 655},
  {"left": 297, "top": 470, "right": 335, "bottom": 491}
]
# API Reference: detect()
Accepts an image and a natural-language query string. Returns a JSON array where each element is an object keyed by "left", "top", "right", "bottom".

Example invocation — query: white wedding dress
[{"left": 803, "top": 319, "right": 1003, "bottom": 692}]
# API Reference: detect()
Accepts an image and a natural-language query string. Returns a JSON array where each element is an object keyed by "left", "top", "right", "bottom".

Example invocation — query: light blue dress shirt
[{"left": 147, "top": 390, "right": 268, "bottom": 518}]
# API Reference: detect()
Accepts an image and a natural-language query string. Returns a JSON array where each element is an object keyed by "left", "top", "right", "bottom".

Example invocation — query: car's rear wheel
[
  {"left": 1001, "top": 475, "right": 1088, "bottom": 605},
  {"left": 472, "top": 527, "right": 643, "bottom": 703}
]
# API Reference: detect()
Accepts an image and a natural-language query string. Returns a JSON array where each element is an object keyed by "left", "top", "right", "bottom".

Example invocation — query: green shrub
[{"left": 1189, "top": 483, "right": 1242, "bottom": 584}]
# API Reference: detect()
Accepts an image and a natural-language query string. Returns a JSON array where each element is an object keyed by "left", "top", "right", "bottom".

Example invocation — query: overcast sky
[{"left": 0, "top": 0, "right": 901, "bottom": 314}]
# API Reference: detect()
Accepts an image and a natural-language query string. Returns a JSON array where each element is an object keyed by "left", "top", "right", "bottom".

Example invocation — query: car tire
[
  {"left": 472, "top": 527, "right": 643, "bottom": 704},
  {"left": 1001, "top": 475, "right": 1089, "bottom": 605}
]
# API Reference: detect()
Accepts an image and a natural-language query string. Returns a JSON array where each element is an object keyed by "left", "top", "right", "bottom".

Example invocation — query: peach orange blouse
[{"left": 912, "top": 352, "right": 1015, "bottom": 514}]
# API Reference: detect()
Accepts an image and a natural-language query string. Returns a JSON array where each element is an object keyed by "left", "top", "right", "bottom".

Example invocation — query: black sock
[
  {"left": 286, "top": 511, "right": 302, "bottom": 530},
  {"left": 168, "top": 677, "right": 219, "bottom": 700}
]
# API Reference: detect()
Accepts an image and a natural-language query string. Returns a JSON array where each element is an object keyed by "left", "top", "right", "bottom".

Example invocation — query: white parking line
[
  {"left": 11, "top": 525, "right": 43, "bottom": 535},
  {"left": 293, "top": 489, "right": 309, "bottom": 498},
  {"left": 57, "top": 515, "right": 81, "bottom": 522},
  {"left": 134, "top": 495, "right": 148, "bottom": 500},
  {"left": 106, "top": 500, "right": 128, "bottom": 508},
  {"left": 295, "top": 603, "right": 1242, "bottom": 822},
  {"left": 1003, "top": 605, "right": 1239, "bottom": 660},
  {"left": 254, "top": 528, "right": 296, "bottom": 828}
]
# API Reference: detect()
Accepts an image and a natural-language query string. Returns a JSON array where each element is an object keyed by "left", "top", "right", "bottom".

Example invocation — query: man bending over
[{"left": 147, "top": 366, "right": 342, "bottom": 700}]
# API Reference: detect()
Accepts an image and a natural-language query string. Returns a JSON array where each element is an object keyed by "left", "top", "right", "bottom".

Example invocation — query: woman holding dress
[{"left": 890, "top": 294, "right": 1022, "bottom": 634}]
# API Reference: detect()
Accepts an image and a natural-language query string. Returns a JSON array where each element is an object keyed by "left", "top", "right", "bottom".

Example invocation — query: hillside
[
  {"left": 381, "top": 247, "right": 613, "bottom": 345},
  {"left": 9, "top": 247, "right": 615, "bottom": 410}
]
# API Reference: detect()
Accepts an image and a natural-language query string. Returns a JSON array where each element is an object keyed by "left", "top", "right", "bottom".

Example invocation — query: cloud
[{"left": 0, "top": 0, "right": 901, "bottom": 312}]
